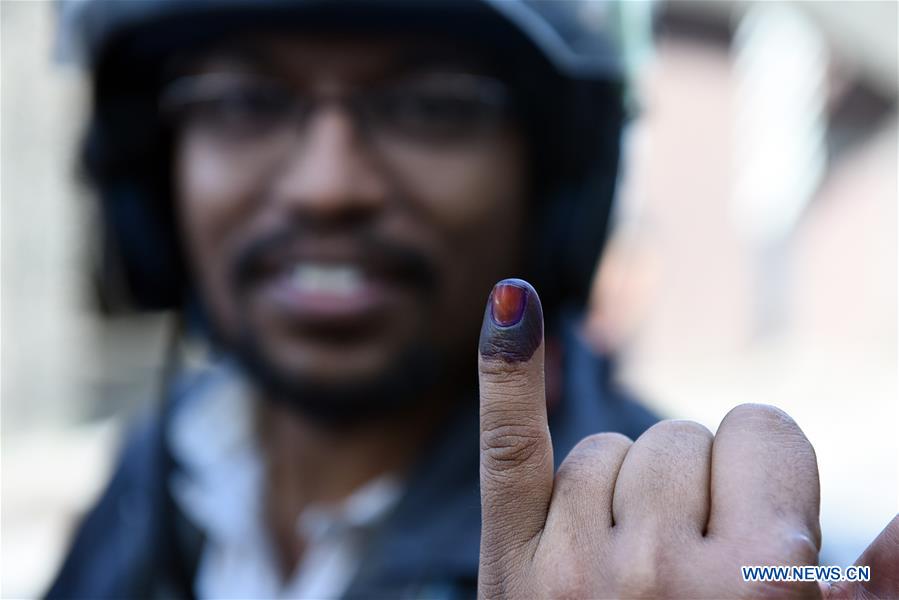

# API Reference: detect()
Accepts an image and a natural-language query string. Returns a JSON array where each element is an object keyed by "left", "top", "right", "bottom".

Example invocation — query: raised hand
[{"left": 477, "top": 279, "right": 825, "bottom": 599}]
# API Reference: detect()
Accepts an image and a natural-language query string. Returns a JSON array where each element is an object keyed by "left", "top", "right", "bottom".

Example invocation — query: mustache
[{"left": 229, "top": 224, "right": 439, "bottom": 296}]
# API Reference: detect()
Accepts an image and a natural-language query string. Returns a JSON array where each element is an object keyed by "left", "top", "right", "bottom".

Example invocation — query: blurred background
[{"left": 1, "top": 0, "right": 896, "bottom": 596}]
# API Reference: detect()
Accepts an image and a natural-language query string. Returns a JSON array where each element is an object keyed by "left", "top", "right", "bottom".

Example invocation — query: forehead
[{"left": 180, "top": 33, "right": 491, "bottom": 83}]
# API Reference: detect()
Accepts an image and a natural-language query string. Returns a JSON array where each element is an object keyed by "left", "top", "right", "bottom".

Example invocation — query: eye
[
  {"left": 367, "top": 75, "right": 511, "bottom": 141},
  {"left": 397, "top": 93, "right": 484, "bottom": 122},
  {"left": 161, "top": 75, "right": 296, "bottom": 138},
  {"left": 196, "top": 85, "right": 294, "bottom": 135}
]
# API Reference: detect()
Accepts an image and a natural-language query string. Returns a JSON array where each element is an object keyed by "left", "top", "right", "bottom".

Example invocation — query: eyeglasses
[{"left": 159, "top": 71, "right": 515, "bottom": 161}]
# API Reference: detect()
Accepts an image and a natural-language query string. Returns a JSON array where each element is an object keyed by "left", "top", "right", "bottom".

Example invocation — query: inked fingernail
[
  {"left": 479, "top": 278, "right": 543, "bottom": 363},
  {"left": 491, "top": 282, "right": 527, "bottom": 326}
]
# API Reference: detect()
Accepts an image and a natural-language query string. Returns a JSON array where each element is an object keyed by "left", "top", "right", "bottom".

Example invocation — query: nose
[{"left": 267, "top": 106, "right": 388, "bottom": 225}]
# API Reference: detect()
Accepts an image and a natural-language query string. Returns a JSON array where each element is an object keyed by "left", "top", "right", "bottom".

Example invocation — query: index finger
[{"left": 478, "top": 279, "right": 553, "bottom": 564}]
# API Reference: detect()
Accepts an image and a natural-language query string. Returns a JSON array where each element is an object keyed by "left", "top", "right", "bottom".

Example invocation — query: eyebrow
[
  {"left": 388, "top": 45, "right": 490, "bottom": 75},
  {"left": 167, "top": 37, "right": 492, "bottom": 83},
  {"left": 165, "top": 41, "right": 282, "bottom": 80}
]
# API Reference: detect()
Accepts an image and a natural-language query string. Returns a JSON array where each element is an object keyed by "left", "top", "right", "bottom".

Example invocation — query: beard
[
  {"left": 230, "top": 323, "right": 444, "bottom": 428},
  {"left": 194, "top": 219, "right": 451, "bottom": 428}
]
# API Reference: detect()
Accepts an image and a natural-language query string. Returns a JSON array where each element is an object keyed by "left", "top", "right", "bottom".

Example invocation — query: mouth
[
  {"left": 265, "top": 260, "right": 391, "bottom": 324},
  {"left": 239, "top": 239, "right": 433, "bottom": 330}
]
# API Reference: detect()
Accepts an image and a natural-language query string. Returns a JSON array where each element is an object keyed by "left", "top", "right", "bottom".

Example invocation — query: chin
[
  {"left": 233, "top": 332, "right": 444, "bottom": 427},
  {"left": 285, "top": 344, "right": 398, "bottom": 382}
]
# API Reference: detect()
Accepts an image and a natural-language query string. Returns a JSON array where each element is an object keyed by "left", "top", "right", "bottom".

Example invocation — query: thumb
[
  {"left": 478, "top": 279, "right": 553, "bottom": 567},
  {"left": 824, "top": 514, "right": 899, "bottom": 599}
]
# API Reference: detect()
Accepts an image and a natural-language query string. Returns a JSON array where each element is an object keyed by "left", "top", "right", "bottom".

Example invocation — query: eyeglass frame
[{"left": 158, "top": 70, "right": 520, "bottom": 165}]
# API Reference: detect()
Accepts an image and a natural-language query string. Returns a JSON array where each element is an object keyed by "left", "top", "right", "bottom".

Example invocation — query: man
[{"left": 50, "top": 1, "right": 897, "bottom": 598}]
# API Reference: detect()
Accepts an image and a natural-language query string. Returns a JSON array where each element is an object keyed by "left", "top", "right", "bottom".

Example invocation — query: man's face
[{"left": 172, "top": 34, "right": 528, "bottom": 414}]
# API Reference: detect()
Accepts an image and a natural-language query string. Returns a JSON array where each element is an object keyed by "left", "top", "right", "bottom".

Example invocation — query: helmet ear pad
[
  {"left": 83, "top": 53, "right": 186, "bottom": 312},
  {"left": 523, "top": 78, "right": 626, "bottom": 322},
  {"left": 528, "top": 166, "right": 619, "bottom": 324},
  {"left": 95, "top": 181, "right": 183, "bottom": 311}
]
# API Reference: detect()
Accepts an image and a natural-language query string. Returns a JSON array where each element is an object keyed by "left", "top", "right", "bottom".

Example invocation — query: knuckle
[
  {"left": 739, "top": 525, "right": 821, "bottom": 568},
  {"left": 572, "top": 431, "right": 634, "bottom": 455},
  {"left": 557, "top": 433, "right": 632, "bottom": 481},
  {"left": 640, "top": 419, "right": 714, "bottom": 446},
  {"left": 481, "top": 423, "right": 547, "bottom": 470},
  {"left": 721, "top": 403, "right": 803, "bottom": 438},
  {"left": 784, "top": 530, "right": 821, "bottom": 564},
  {"left": 720, "top": 403, "right": 819, "bottom": 471},
  {"left": 731, "top": 529, "right": 822, "bottom": 600},
  {"left": 628, "top": 421, "right": 714, "bottom": 475},
  {"left": 773, "top": 528, "right": 820, "bottom": 564}
]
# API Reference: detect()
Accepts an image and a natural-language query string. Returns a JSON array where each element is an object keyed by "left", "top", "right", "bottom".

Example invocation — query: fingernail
[
  {"left": 491, "top": 282, "right": 527, "bottom": 327},
  {"left": 479, "top": 278, "right": 543, "bottom": 363}
]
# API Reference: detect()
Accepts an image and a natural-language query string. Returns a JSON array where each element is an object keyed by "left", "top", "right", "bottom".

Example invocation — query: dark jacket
[{"left": 47, "top": 319, "right": 658, "bottom": 599}]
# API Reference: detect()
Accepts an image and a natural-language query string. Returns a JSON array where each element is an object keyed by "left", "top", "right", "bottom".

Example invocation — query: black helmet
[{"left": 59, "top": 0, "right": 630, "bottom": 320}]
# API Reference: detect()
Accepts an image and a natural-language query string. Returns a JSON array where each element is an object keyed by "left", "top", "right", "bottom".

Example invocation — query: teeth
[{"left": 290, "top": 263, "right": 363, "bottom": 295}]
